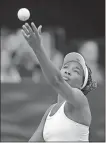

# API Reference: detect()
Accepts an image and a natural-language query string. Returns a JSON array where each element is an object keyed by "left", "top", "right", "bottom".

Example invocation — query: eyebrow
[
  {"left": 73, "top": 67, "right": 81, "bottom": 74},
  {"left": 74, "top": 67, "right": 81, "bottom": 71},
  {"left": 63, "top": 64, "right": 68, "bottom": 67},
  {"left": 63, "top": 63, "right": 82, "bottom": 73},
  {"left": 64, "top": 61, "right": 72, "bottom": 66}
]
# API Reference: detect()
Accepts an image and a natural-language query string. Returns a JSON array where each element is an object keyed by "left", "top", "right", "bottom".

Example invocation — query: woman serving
[{"left": 21, "top": 22, "right": 97, "bottom": 142}]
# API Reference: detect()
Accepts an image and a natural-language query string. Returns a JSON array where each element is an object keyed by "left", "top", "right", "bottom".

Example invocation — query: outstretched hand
[{"left": 22, "top": 22, "right": 42, "bottom": 49}]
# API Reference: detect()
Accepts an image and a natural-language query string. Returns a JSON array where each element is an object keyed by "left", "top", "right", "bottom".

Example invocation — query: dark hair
[{"left": 81, "top": 65, "right": 97, "bottom": 95}]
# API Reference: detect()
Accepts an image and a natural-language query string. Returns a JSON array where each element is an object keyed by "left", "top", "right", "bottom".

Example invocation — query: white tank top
[{"left": 43, "top": 101, "right": 89, "bottom": 141}]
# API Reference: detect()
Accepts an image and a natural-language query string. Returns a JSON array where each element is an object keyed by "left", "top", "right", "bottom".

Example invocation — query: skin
[
  {"left": 21, "top": 23, "right": 91, "bottom": 142},
  {"left": 58, "top": 61, "right": 84, "bottom": 103},
  {"left": 60, "top": 61, "right": 84, "bottom": 89}
]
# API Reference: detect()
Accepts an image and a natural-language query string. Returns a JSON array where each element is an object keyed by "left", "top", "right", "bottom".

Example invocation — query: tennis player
[{"left": 21, "top": 22, "right": 97, "bottom": 142}]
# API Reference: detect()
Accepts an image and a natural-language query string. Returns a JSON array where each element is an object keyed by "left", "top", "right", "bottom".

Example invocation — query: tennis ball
[{"left": 17, "top": 8, "right": 30, "bottom": 21}]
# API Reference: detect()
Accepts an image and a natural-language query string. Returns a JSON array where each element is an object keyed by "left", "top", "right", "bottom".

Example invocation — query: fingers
[
  {"left": 22, "top": 25, "right": 29, "bottom": 35},
  {"left": 25, "top": 23, "right": 33, "bottom": 33},
  {"left": 21, "top": 29, "right": 29, "bottom": 40},
  {"left": 22, "top": 23, "right": 33, "bottom": 39},
  {"left": 38, "top": 25, "right": 42, "bottom": 35},
  {"left": 31, "top": 22, "right": 37, "bottom": 32},
  {"left": 31, "top": 22, "right": 39, "bottom": 36},
  {"left": 22, "top": 22, "right": 42, "bottom": 38}
]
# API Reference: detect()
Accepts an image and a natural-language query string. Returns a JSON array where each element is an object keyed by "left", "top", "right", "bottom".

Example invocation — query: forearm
[
  {"left": 22, "top": 22, "right": 61, "bottom": 84},
  {"left": 33, "top": 44, "right": 61, "bottom": 84}
]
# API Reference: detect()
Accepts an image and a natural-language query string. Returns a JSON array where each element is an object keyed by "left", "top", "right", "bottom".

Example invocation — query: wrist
[{"left": 35, "top": 43, "right": 43, "bottom": 53}]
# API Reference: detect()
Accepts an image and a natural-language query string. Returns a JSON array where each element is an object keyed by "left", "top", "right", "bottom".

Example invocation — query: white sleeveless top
[{"left": 43, "top": 101, "right": 89, "bottom": 141}]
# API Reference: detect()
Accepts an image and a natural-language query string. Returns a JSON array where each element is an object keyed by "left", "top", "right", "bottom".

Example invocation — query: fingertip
[
  {"left": 25, "top": 23, "right": 28, "bottom": 26},
  {"left": 38, "top": 25, "right": 42, "bottom": 31},
  {"left": 31, "top": 22, "right": 34, "bottom": 25},
  {"left": 21, "top": 29, "right": 25, "bottom": 34},
  {"left": 39, "top": 25, "right": 42, "bottom": 28},
  {"left": 40, "top": 26, "right": 42, "bottom": 32},
  {"left": 22, "top": 25, "right": 25, "bottom": 28}
]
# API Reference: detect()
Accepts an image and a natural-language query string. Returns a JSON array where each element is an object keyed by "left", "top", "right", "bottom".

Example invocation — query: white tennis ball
[{"left": 17, "top": 8, "right": 30, "bottom": 21}]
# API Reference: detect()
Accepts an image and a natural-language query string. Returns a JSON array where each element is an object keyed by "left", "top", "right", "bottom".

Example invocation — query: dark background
[
  {"left": 0, "top": 0, "right": 105, "bottom": 66},
  {"left": 0, "top": 0, "right": 105, "bottom": 39}
]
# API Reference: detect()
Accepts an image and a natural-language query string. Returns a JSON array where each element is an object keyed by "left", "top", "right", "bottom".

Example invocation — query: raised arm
[
  {"left": 22, "top": 23, "right": 60, "bottom": 84},
  {"left": 22, "top": 23, "right": 88, "bottom": 108}
]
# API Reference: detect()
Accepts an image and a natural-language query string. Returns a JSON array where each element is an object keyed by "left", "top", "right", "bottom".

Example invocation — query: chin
[{"left": 68, "top": 83, "right": 80, "bottom": 89}]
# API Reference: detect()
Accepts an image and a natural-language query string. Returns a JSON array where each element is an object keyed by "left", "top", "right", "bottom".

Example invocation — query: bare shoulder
[
  {"left": 66, "top": 96, "right": 92, "bottom": 126},
  {"left": 73, "top": 88, "right": 89, "bottom": 107}
]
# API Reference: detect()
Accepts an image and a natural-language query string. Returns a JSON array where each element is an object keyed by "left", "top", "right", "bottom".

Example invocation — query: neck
[{"left": 58, "top": 94, "right": 65, "bottom": 103}]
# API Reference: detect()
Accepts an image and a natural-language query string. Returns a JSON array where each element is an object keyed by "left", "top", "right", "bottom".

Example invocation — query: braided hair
[{"left": 81, "top": 65, "right": 97, "bottom": 95}]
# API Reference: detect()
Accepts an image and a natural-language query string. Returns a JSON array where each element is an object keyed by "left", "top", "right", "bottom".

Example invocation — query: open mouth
[{"left": 63, "top": 77, "right": 68, "bottom": 81}]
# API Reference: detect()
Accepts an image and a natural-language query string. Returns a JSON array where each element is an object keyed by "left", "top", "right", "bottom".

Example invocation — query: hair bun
[{"left": 92, "top": 81, "right": 97, "bottom": 89}]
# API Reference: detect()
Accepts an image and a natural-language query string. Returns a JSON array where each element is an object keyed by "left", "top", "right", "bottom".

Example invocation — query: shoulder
[
  {"left": 66, "top": 97, "right": 92, "bottom": 126},
  {"left": 66, "top": 90, "right": 89, "bottom": 109}
]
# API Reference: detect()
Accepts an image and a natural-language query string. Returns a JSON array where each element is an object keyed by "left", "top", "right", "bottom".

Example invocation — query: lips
[{"left": 63, "top": 76, "right": 69, "bottom": 81}]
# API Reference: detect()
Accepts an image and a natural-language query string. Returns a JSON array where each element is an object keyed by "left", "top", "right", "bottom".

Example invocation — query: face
[{"left": 60, "top": 61, "right": 84, "bottom": 89}]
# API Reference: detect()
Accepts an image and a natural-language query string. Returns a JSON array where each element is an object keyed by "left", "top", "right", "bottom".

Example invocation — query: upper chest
[
  {"left": 49, "top": 102, "right": 65, "bottom": 116},
  {"left": 49, "top": 102, "right": 91, "bottom": 127}
]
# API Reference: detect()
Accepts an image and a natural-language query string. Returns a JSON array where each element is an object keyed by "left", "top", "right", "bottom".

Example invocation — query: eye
[
  {"left": 74, "top": 70, "right": 80, "bottom": 75},
  {"left": 64, "top": 65, "right": 68, "bottom": 69}
]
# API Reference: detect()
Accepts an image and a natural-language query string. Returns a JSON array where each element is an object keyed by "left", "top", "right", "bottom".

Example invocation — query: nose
[{"left": 65, "top": 71, "right": 71, "bottom": 76}]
